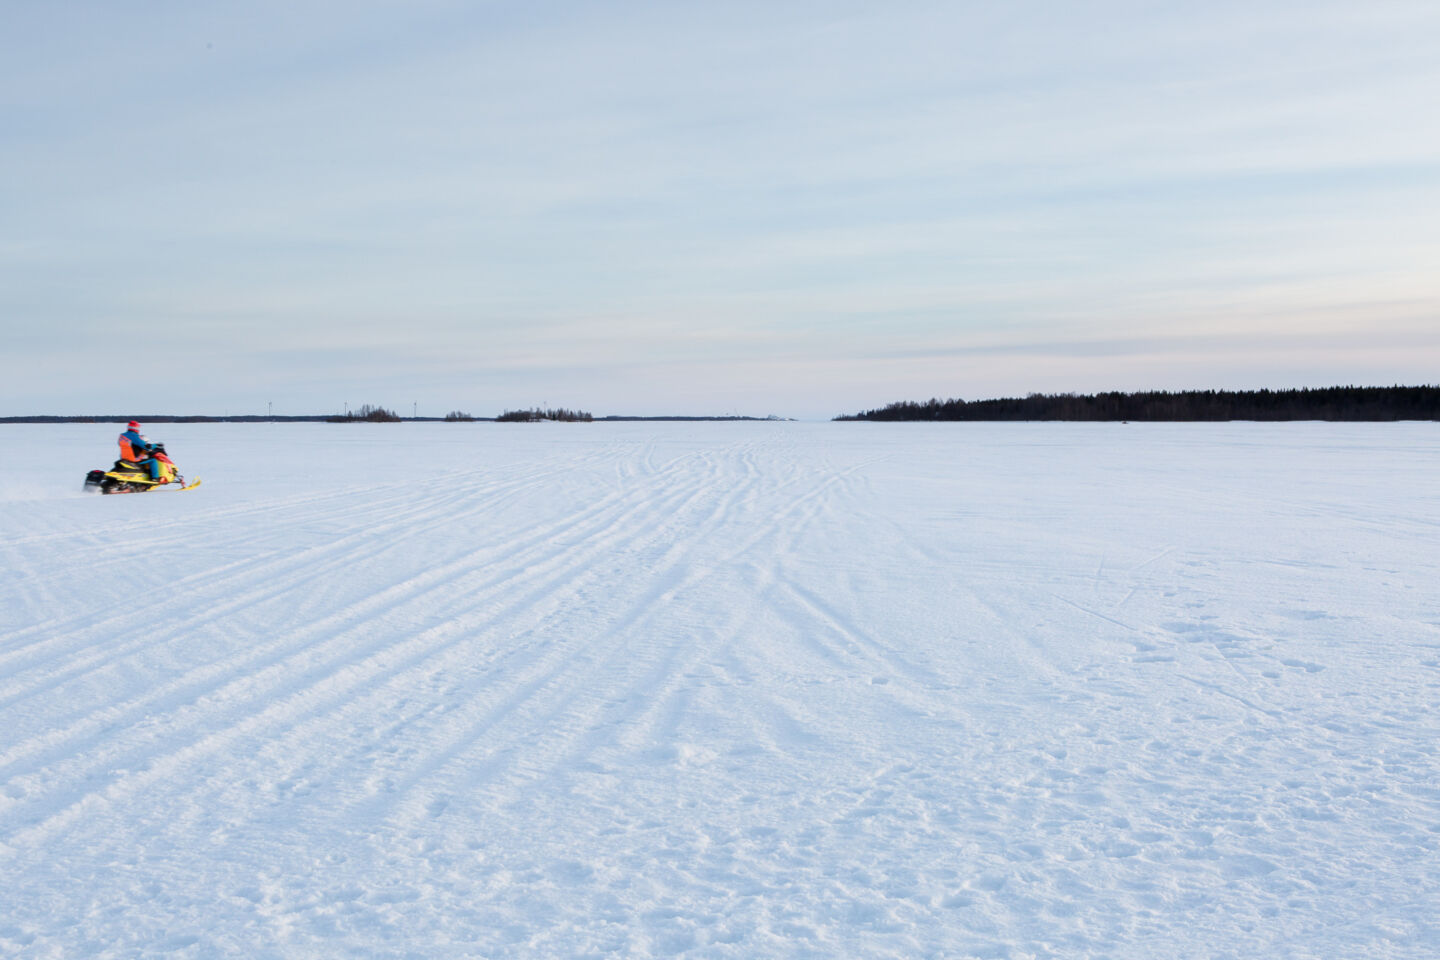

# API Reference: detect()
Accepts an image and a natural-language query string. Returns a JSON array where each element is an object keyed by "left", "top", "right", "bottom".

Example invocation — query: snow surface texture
[{"left": 2, "top": 422, "right": 1437, "bottom": 959}]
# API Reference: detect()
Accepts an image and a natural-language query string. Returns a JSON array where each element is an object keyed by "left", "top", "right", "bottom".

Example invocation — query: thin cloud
[{"left": 2, "top": 1, "right": 1438, "bottom": 417}]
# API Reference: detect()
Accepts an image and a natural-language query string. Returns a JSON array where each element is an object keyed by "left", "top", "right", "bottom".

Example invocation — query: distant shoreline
[
  {"left": 836, "top": 385, "right": 1440, "bottom": 422},
  {"left": 0, "top": 415, "right": 788, "bottom": 424}
]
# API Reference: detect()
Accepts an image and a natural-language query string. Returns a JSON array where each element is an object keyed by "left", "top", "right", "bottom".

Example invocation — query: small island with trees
[
  {"left": 495, "top": 407, "right": 593, "bottom": 422},
  {"left": 326, "top": 404, "right": 401, "bottom": 422}
]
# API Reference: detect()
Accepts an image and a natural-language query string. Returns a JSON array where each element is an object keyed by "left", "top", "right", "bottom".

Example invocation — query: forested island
[{"left": 837, "top": 386, "right": 1440, "bottom": 422}]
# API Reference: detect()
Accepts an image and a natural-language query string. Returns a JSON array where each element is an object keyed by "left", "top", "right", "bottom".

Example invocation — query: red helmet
[{"left": 127, "top": 420, "right": 140, "bottom": 430}]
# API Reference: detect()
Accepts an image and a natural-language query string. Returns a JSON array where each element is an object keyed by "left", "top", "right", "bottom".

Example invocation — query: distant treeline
[
  {"left": 598, "top": 415, "right": 788, "bottom": 422},
  {"left": 0, "top": 415, "right": 349, "bottom": 423},
  {"left": 838, "top": 386, "right": 1440, "bottom": 422},
  {"left": 1, "top": 413, "right": 783, "bottom": 424}
]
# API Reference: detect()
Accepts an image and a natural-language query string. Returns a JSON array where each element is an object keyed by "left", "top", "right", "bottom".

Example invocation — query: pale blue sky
[{"left": 3, "top": 0, "right": 1437, "bottom": 417}]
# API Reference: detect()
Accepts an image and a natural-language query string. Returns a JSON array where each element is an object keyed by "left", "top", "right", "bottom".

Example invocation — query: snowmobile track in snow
[{"left": 2, "top": 422, "right": 1438, "bottom": 959}]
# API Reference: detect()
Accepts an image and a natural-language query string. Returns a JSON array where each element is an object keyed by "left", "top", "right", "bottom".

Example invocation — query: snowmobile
[{"left": 84, "top": 443, "right": 201, "bottom": 494}]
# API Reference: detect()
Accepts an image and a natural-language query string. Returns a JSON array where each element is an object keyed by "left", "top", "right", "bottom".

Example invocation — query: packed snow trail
[{"left": 1, "top": 422, "right": 1438, "bottom": 958}]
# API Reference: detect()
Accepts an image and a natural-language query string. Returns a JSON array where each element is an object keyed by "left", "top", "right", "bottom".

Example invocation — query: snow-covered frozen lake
[{"left": 2, "top": 421, "right": 1437, "bottom": 958}]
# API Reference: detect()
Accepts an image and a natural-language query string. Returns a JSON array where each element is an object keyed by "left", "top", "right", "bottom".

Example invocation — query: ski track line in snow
[
  {"left": 0, "top": 443, "right": 763, "bottom": 849},
  {"left": 518, "top": 597, "right": 786, "bottom": 813},
  {"left": 742, "top": 456, "right": 982, "bottom": 724},
  {"left": 3, "top": 453, "right": 645, "bottom": 736},
  {"left": 338, "top": 443, "right": 780, "bottom": 825},
  {"left": 2, "top": 437, "right": 800, "bottom": 846},
  {"left": 361, "top": 542, "right": 712, "bottom": 831},
  {"left": 483, "top": 454, "right": 898, "bottom": 805},
  {"left": 11, "top": 440, "right": 647, "bottom": 583},
  {"left": 0, "top": 451, "right": 629, "bottom": 654},
  {"left": 11, "top": 518, "right": 705, "bottom": 857},
  {"left": 772, "top": 577, "right": 936, "bottom": 690},
  {"left": 0, "top": 479, "right": 552, "bottom": 724},
  {"left": 0, "top": 443, "right": 692, "bottom": 704},
  {"left": 0, "top": 467, "right": 677, "bottom": 780},
  {"left": 330, "top": 452, "right": 915, "bottom": 933},
  {"left": 0, "top": 474, "right": 481, "bottom": 655},
  {"left": 342, "top": 451, "right": 760, "bottom": 802},
  {"left": 0, "top": 483, "right": 488, "bottom": 700}
]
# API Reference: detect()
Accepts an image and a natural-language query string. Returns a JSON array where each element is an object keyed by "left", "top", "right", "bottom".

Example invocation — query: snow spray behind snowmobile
[{"left": 84, "top": 443, "right": 201, "bottom": 494}]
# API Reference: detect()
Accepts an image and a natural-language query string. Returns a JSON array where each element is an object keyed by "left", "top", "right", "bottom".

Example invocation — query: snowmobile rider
[{"left": 118, "top": 420, "right": 165, "bottom": 483}]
